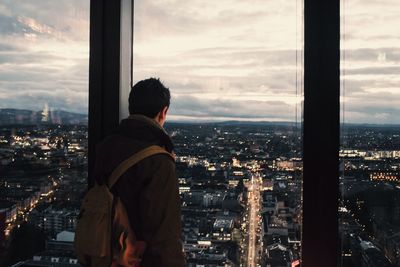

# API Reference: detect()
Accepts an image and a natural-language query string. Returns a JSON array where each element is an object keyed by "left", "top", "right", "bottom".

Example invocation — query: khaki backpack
[{"left": 74, "top": 145, "right": 174, "bottom": 267}]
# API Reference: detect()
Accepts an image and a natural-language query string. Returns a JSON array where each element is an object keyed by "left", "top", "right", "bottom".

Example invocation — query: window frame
[
  {"left": 88, "top": 0, "right": 121, "bottom": 187},
  {"left": 302, "top": 1, "right": 340, "bottom": 266},
  {"left": 88, "top": 0, "right": 341, "bottom": 266}
]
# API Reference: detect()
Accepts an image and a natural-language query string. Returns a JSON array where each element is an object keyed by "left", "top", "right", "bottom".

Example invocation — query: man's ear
[{"left": 161, "top": 106, "right": 168, "bottom": 120}]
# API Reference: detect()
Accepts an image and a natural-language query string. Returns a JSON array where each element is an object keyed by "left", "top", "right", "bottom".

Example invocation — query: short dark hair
[{"left": 128, "top": 78, "right": 171, "bottom": 118}]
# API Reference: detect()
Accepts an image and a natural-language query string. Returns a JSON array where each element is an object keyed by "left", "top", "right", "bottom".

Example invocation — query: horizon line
[{"left": 2, "top": 108, "right": 400, "bottom": 126}]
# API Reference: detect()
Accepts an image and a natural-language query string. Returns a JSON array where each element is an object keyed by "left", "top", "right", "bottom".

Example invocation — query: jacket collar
[
  {"left": 127, "top": 114, "right": 168, "bottom": 135},
  {"left": 118, "top": 114, "right": 174, "bottom": 153}
]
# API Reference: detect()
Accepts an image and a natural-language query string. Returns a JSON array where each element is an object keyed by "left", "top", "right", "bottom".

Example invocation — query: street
[{"left": 244, "top": 173, "right": 263, "bottom": 267}]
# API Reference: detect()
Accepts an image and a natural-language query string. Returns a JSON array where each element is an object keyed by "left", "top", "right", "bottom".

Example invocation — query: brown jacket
[{"left": 93, "top": 115, "right": 185, "bottom": 267}]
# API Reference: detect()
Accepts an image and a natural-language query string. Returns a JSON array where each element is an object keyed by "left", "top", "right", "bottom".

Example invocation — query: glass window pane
[
  {"left": 0, "top": 1, "right": 89, "bottom": 265},
  {"left": 340, "top": 0, "right": 400, "bottom": 266},
  {"left": 129, "top": 1, "right": 304, "bottom": 266}
]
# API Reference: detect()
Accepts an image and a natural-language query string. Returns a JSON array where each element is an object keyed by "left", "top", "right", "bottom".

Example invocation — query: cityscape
[
  {"left": 0, "top": 0, "right": 398, "bottom": 266},
  {"left": 0, "top": 109, "right": 398, "bottom": 266}
]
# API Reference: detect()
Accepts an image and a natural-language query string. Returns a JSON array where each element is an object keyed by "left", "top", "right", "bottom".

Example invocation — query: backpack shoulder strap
[{"left": 107, "top": 145, "right": 174, "bottom": 189}]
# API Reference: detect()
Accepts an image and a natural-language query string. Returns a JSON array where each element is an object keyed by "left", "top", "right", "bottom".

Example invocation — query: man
[{"left": 93, "top": 78, "right": 185, "bottom": 267}]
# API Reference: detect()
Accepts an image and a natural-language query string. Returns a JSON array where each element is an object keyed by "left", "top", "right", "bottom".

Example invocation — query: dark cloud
[
  {"left": 133, "top": 47, "right": 301, "bottom": 98},
  {"left": 344, "top": 48, "right": 400, "bottom": 63},
  {"left": 346, "top": 66, "right": 400, "bottom": 75},
  {"left": 0, "top": 14, "right": 34, "bottom": 35},
  {"left": 363, "top": 35, "right": 400, "bottom": 41},
  {"left": 176, "top": 48, "right": 299, "bottom": 67},
  {"left": 341, "top": 74, "right": 400, "bottom": 123},
  {"left": 343, "top": 91, "right": 400, "bottom": 124},
  {"left": 169, "top": 95, "right": 295, "bottom": 120},
  {"left": 0, "top": 51, "right": 89, "bottom": 114},
  {"left": 0, "top": 42, "right": 22, "bottom": 52},
  {"left": 0, "top": 89, "right": 88, "bottom": 114}
]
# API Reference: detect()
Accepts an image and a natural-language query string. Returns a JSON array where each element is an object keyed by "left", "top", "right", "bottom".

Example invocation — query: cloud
[
  {"left": 0, "top": 42, "right": 22, "bottom": 52},
  {"left": 131, "top": 0, "right": 400, "bottom": 123},
  {"left": 0, "top": 1, "right": 89, "bottom": 114},
  {"left": 133, "top": 0, "right": 284, "bottom": 42},
  {"left": 346, "top": 66, "right": 400, "bottom": 75},
  {"left": 0, "top": 51, "right": 62, "bottom": 65},
  {"left": 0, "top": 88, "right": 88, "bottom": 114},
  {"left": 0, "top": 0, "right": 399, "bottom": 124},
  {"left": 0, "top": 48, "right": 89, "bottom": 113},
  {"left": 343, "top": 90, "right": 400, "bottom": 124},
  {"left": 0, "top": 0, "right": 89, "bottom": 41},
  {"left": 130, "top": 0, "right": 303, "bottom": 122},
  {"left": 0, "top": 14, "right": 35, "bottom": 35},
  {"left": 168, "top": 95, "right": 295, "bottom": 121}
]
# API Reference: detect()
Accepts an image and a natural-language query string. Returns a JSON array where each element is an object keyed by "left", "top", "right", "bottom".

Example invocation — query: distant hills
[
  {"left": 0, "top": 108, "right": 88, "bottom": 126},
  {"left": 168, "top": 120, "right": 299, "bottom": 127},
  {"left": 208, "top": 120, "right": 298, "bottom": 127},
  {"left": 169, "top": 120, "right": 400, "bottom": 128},
  {"left": 1, "top": 108, "right": 399, "bottom": 128},
  {"left": 341, "top": 123, "right": 400, "bottom": 128}
]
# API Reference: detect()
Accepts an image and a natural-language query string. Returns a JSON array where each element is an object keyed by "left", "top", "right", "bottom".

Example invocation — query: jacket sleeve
[{"left": 138, "top": 154, "right": 185, "bottom": 267}]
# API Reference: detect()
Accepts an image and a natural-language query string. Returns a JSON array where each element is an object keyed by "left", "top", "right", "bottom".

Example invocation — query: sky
[
  {"left": 0, "top": 0, "right": 89, "bottom": 114},
  {"left": 0, "top": 0, "right": 399, "bottom": 123}
]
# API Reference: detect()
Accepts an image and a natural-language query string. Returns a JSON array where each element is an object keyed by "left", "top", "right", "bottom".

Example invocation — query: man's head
[{"left": 129, "top": 78, "right": 170, "bottom": 126}]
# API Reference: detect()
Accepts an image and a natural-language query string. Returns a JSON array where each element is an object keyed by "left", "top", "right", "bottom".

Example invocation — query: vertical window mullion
[
  {"left": 303, "top": 0, "right": 340, "bottom": 266},
  {"left": 88, "top": 0, "right": 121, "bottom": 187}
]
